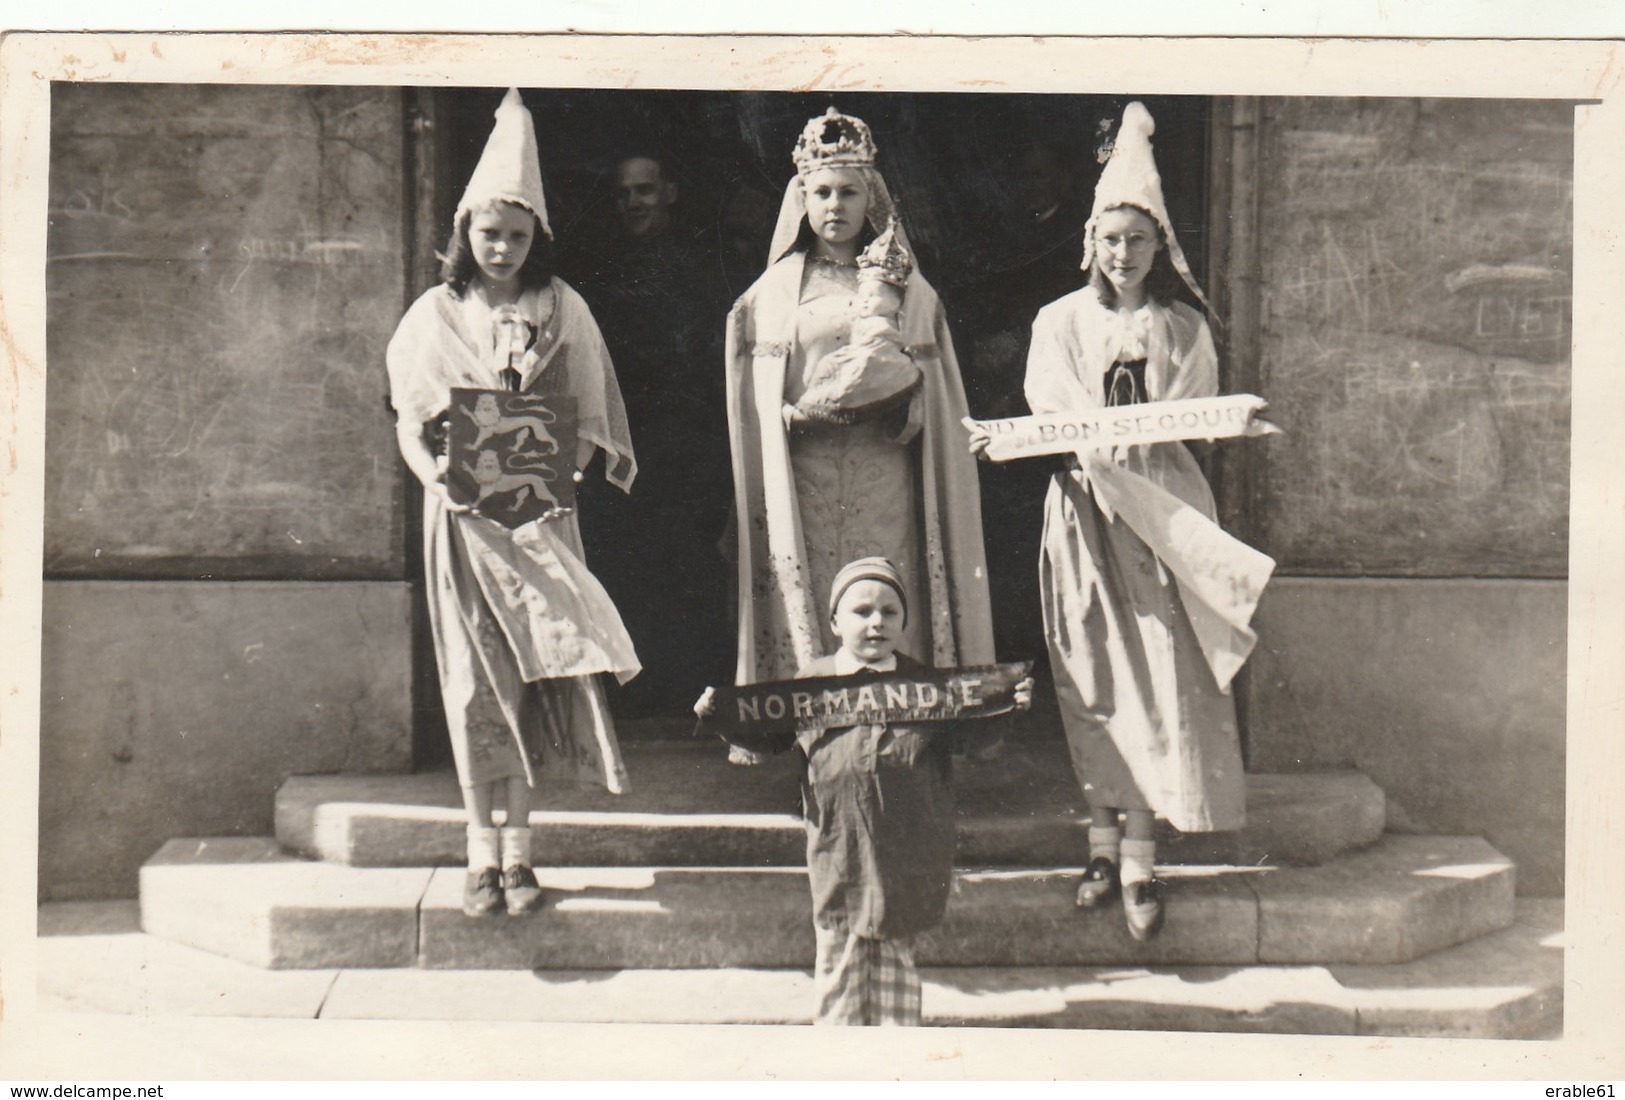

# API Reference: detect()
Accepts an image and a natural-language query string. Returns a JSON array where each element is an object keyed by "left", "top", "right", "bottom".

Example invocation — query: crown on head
[
  {"left": 792, "top": 106, "right": 878, "bottom": 175},
  {"left": 857, "top": 216, "right": 913, "bottom": 288}
]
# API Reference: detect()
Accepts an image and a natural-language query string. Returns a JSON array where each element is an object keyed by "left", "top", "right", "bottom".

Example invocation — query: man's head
[
  {"left": 1016, "top": 143, "right": 1070, "bottom": 220},
  {"left": 614, "top": 155, "right": 678, "bottom": 239}
]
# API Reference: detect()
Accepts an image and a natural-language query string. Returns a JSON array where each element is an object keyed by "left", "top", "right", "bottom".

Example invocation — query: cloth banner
[
  {"left": 696, "top": 661, "right": 1033, "bottom": 747},
  {"left": 447, "top": 388, "right": 578, "bottom": 529},
  {"left": 964, "top": 394, "right": 1277, "bottom": 462}
]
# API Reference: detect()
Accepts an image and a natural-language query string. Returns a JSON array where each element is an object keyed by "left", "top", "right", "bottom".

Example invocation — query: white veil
[{"left": 764, "top": 166, "right": 915, "bottom": 270}]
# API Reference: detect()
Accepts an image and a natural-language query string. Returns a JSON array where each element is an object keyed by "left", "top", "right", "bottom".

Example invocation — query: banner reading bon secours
[{"left": 964, "top": 394, "right": 1278, "bottom": 462}]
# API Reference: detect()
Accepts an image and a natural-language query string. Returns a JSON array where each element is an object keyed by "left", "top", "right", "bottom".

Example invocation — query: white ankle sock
[
  {"left": 466, "top": 824, "right": 500, "bottom": 871},
  {"left": 1087, "top": 825, "right": 1122, "bottom": 864},
  {"left": 1120, "top": 838, "right": 1156, "bottom": 887},
  {"left": 500, "top": 826, "right": 532, "bottom": 870}
]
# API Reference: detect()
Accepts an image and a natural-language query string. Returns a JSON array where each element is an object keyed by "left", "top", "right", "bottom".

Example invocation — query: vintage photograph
[{"left": 2, "top": 30, "right": 1619, "bottom": 1082}]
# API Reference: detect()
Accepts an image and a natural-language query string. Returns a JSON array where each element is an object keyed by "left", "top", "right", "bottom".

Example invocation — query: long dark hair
[
  {"left": 1088, "top": 204, "right": 1184, "bottom": 309},
  {"left": 439, "top": 200, "right": 556, "bottom": 296}
]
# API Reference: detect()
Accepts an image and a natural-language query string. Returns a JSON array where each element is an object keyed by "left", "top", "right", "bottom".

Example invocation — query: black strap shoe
[
  {"left": 503, "top": 864, "right": 543, "bottom": 916},
  {"left": 463, "top": 867, "right": 504, "bottom": 918},
  {"left": 1075, "top": 856, "right": 1122, "bottom": 909}
]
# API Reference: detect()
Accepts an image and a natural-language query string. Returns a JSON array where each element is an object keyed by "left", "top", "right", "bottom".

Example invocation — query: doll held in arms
[
  {"left": 783, "top": 216, "right": 923, "bottom": 433},
  {"left": 695, "top": 557, "right": 1033, "bottom": 1026}
]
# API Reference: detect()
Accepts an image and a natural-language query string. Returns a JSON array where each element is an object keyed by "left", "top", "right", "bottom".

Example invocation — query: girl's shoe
[
  {"left": 503, "top": 864, "right": 544, "bottom": 916},
  {"left": 463, "top": 867, "right": 504, "bottom": 917},
  {"left": 1123, "top": 878, "right": 1166, "bottom": 941},
  {"left": 1075, "top": 856, "right": 1121, "bottom": 908}
]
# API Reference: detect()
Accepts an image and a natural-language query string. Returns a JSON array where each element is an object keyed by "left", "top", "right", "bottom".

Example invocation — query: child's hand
[
  {"left": 693, "top": 686, "right": 717, "bottom": 719},
  {"left": 967, "top": 426, "right": 993, "bottom": 461},
  {"left": 782, "top": 403, "right": 810, "bottom": 433},
  {"left": 1013, "top": 676, "right": 1035, "bottom": 711},
  {"left": 429, "top": 480, "right": 473, "bottom": 514},
  {"left": 727, "top": 743, "right": 768, "bottom": 767}
]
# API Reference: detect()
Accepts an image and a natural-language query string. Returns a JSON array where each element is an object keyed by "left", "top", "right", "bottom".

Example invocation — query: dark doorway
[{"left": 411, "top": 88, "right": 1211, "bottom": 756}]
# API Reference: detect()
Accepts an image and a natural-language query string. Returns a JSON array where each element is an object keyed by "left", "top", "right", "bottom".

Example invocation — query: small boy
[{"left": 698, "top": 556, "right": 1031, "bottom": 1025}]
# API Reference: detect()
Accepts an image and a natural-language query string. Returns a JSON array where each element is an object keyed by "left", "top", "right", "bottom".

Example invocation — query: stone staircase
[{"left": 126, "top": 735, "right": 1562, "bottom": 1035}]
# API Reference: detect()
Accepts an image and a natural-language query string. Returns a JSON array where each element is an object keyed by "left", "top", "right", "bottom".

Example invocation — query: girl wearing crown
[
  {"left": 974, "top": 102, "right": 1272, "bottom": 940},
  {"left": 724, "top": 107, "right": 995, "bottom": 705},
  {"left": 386, "top": 89, "right": 640, "bottom": 919}
]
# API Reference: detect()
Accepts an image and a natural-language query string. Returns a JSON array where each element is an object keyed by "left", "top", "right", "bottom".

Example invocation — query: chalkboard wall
[
  {"left": 46, "top": 84, "right": 407, "bottom": 579},
  {"left": 1254, "top": 98, "right": 1571, "bottom": 578}
]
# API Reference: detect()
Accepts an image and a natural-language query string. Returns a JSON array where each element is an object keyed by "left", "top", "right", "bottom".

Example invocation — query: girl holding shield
[{"left": 386, "top": 89, "right": 640, "bottom": 918}]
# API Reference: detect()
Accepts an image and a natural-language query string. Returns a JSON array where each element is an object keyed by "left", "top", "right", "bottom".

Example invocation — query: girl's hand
[
  {"left": 782, "top": 403, "right": 810, "bottom": 433},
  {"left": 1013, "top": 676, "right": 1035, "bottom": 711},
  {"left": 429, "top": 479, "right": 472, "bottom": 515},
  {"left": 968, "top": 427, "right": 992, "bottom": 461},
  {"left": 693, "top": 686, "right": 718, "bottom": 719}
]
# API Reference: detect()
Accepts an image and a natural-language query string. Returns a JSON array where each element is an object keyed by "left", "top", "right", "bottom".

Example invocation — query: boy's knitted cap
[{"left": 828, "top": 556, "right": 908, "bottom": 625}]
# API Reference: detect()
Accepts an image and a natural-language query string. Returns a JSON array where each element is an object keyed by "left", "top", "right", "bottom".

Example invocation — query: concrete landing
[
  {"left": 276, "top": 740, "right": 1385, "bottom": 870},
  {"left": 138, "top": 834, "right": 1513, "bottom": 971},
  {"left": 139, "top": 838, "right": 432, "bottom": 969},
  {"left": 1252, "top": 833, "right": 1517, "bottom": 963},
  {"left": 37, "top": 899, "right": 1563, "bottom": 1039},
  {"left": 38, "top": 901, "right": 339, "bottom": 1017}
]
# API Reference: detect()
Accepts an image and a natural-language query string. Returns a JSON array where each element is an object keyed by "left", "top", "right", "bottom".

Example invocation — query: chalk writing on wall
[
  {"left": 45, "top": 84, "right": 407, "bottom": 578},
  {"left": 1256, "top": 98, "right": 1571, "bottom": 577}
]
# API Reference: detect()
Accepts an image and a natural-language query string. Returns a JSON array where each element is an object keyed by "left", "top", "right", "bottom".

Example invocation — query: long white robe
[
  {"left": 725, "top": 253, "right": 995, "bottom": 685},
  {"left": 387, "top": 280, "right": 638, "bottom": 791},
  {"left": 1027, "top": 286, "right": 1273, "bottom": 831}
]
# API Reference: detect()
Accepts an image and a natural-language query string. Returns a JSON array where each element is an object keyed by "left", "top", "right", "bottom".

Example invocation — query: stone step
[
  {"left": 55, "top": 898, "right": 1559, "bottom": 1038},
  {"left": 139, "top": 838, "right": 432, "bottom": 970},
  {"left": 275, "top": 738, "right": 1385, "bottom": 869},
  {"left": 139, "top": 833, "right": 1513, "bottom": 972}
]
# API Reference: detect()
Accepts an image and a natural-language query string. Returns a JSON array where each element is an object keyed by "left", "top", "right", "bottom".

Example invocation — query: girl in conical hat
[
  {"left": 386, "top": 88, "right": 640, "bottom": 919},
  {"left": 974, "top": 101, "right": 1273, "bottom": 941}
]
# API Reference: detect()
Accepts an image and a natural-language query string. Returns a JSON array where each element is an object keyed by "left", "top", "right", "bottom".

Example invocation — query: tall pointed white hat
[
  {"left": 1083, "top": 101, "right": 1208, "bottom": 312},
  {"left": 457, "top": 88, "right": 552, "bottom": 238}
]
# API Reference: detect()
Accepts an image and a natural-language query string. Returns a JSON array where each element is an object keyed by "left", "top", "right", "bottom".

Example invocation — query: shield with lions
[{"left": 445, "top": 388, "right": 578, "bottom": 529}]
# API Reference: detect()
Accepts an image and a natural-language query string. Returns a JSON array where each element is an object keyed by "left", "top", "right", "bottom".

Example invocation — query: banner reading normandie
[
  {"left": 695, "top": 661, "right": 1033, "bottom": 749},
  {"left": 964, "top": 394, "right": 1278, "bottom": 462}
]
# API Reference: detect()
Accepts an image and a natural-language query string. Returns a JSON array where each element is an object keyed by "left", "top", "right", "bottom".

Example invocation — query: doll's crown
[
  {"left": 792, "top": 106, "right": 878, "bottom": 174},
  {"left": 857, "top": 216, "right": 913, "bottom": 288}
]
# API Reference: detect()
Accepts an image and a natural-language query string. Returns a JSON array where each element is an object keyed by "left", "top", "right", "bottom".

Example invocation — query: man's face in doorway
[
  {"left": 615, "top": 156, "right": 677, "bottom": 239},
  {"left": 1016, "top": 147, "right": 1067, "bottom": 219}
]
